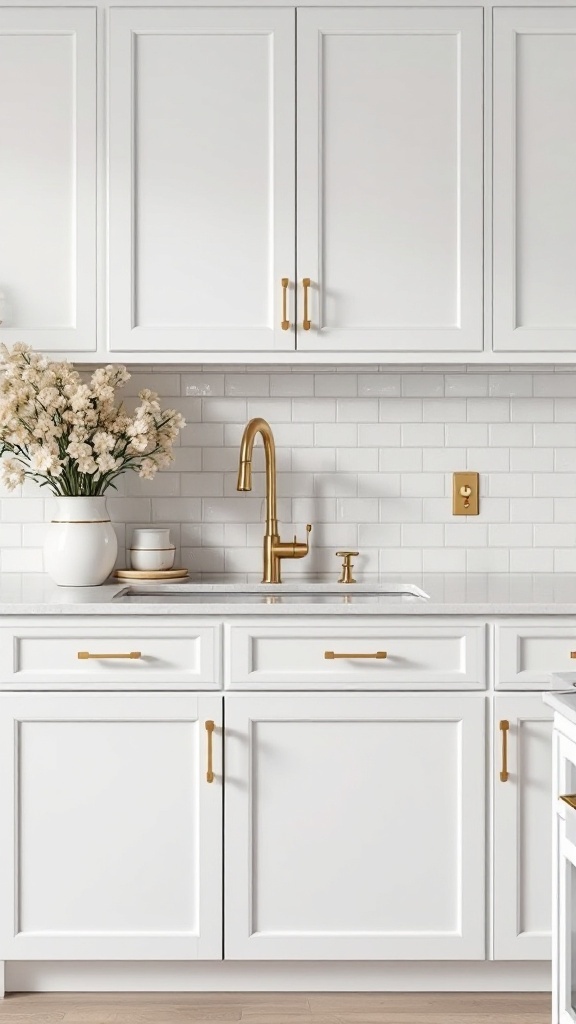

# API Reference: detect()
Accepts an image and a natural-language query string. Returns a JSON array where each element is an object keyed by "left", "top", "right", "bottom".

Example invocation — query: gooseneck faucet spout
[{"left": 237, "top": 417, "right": 311, "bottom": 584}]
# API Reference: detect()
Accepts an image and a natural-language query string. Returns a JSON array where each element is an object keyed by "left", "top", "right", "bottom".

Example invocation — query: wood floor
[{"left": 0, "top": 992, "right": 552, "bottom": 1024}]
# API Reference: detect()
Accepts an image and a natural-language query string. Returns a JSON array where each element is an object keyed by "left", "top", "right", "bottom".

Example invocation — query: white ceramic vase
[{"left": 44, "top": 496, "right": 118, "bottom": 587}]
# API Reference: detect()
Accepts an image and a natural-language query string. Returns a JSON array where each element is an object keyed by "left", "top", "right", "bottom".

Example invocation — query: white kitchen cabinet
[
  {"left": 225, "top": 693, "right": 486, "bottom": 960},
  {"left": 296, "top": 8, "right": 483, "bottom": 354},
  {"left": 493, "top": 695, "right": 554, "bottom": 960},
  {"left": 0, "top": 8, "right": 96, "bottom": 352},
  {"left": 493, "top": 8, "right": 576, "bottom": 353},
  {"left": 108, "top": 7, "right": 295, "bottom": 355},
  {"left": 0, "top": 693, "right": 222, "bottom": 960}
]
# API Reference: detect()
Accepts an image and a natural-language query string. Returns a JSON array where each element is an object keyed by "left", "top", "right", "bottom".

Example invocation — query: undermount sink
[{"left": 114, "top": 582, "right": 430, "bottom": 602}]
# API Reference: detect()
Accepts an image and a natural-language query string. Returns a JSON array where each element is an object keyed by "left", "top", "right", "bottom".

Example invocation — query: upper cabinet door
[
  {"left": 296, "top": 8, "right": 483, "bottom": 354},
  {"left": 108, "top": 8, "right": 295, "bottom": 355},
  {"left": 0, "top": 9, "right": 96, "bottom": 353},
  {"left": 494, "top": 9, "right": 576, "bottom": 353}
]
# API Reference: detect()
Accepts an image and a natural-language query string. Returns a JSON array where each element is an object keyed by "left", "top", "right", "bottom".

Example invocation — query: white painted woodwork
[
  {"left": 0, "top": 8, "right": 96, "bottom": 352},
  {"left": 493, "top": 9, "right": 576, "bottom": 354},
  {"left": 0, "top": 619, "right": 220, "bottom": 689},
  {"left": 0, "top": 693, "right": 222, "bottom": 960},
  {"left": 552, "top": 729, "right": 576, "bottom": 1023},
  {"left": 296, "top": 7, "right": 483, "bottom": 354},
  {"left": 493, "top": 695, "right": 553, "bottom": 960},
  {"left": 496, "top": 623, "right": 576, "bottom": 690},
  {"left": 226, "top": 620, "right": 485, "bottom": 689},
  {"left": 108, "top": 8, "right": 295, "bottom": 354},
  {"left": 225, "top": 693, "right": 485, "bottom": 960}
]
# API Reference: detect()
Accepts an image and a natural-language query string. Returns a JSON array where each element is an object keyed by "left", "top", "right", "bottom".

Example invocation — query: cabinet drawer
[
  {"left": 226, "top": 620, "right": 485, "bottom": 689},
  {"left": 496, "top": 623, "right": 576, "bottom": 689},
  {"left": 0, "top": 618, "right": 220, "bottom": 689}
]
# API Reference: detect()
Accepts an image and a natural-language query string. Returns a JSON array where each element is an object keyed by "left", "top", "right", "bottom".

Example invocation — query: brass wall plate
[{"left": 453, "top": 472, "right": 479, "bottom": 515}]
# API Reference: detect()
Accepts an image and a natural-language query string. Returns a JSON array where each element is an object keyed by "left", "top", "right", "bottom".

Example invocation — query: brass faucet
[{"left": 237, "top": 417, "right": 312, "bottom": 583}]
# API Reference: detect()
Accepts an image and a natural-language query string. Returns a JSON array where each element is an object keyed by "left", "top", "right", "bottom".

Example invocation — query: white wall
[{"left": 1, "top": 365, "right": 575, "bottom": 576}]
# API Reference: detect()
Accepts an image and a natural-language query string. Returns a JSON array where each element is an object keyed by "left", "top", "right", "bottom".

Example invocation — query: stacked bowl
[{"left": 129, "top": 528, "right": 176, "bottom": 572}]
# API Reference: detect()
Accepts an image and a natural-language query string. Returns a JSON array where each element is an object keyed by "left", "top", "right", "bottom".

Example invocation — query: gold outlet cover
[{"left": 453, "top": 472, "right": 479, "bottom": 516}]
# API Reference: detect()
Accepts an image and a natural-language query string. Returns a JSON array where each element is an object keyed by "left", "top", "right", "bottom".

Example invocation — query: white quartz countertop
[
  {"left": 544, "top": 684, "right": 576, "bottom": 726},
  {"left": 3, "top": 572, "right": 576, "bottom": 615}
]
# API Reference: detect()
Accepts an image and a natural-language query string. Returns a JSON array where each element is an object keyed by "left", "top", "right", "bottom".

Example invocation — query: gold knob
[
  {"left": 281, "top": 278, "right": 290, "bottom": 330},
  {"left": 571, "top": 652, "right": 576, "bottom": 659},
  {"left": 336, "top": 550, "right": 358, "bottom": 584}
]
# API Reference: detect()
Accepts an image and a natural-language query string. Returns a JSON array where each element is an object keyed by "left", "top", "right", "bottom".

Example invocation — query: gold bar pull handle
[
  {"left": 281, "top": 278, "right": 290, "bottom": 330},
  {"left": 500, "top": 720, "right": 509, "bottom": 782},
  {"left": 560, "top": 794, "right": 576, "bottom": 809},
  {"left": 205, "top": 720, "right": 215, "bottom": 783},
  {"left": 302, "top": 277, "right": 311, "bottom": 330},
  {"left": 77, "top": 651, "right": 141, "bottom": 660},
  {"left": 325, "top": 651, "right": 387, "bottom": 660}
]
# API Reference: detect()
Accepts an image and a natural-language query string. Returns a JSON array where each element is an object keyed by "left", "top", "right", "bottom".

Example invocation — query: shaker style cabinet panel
[
  {"left": 225, "top": 694, "right": 486, "bottom": 960},
  {"left": 108, "top": 8, "right": 295, "bottom": 355},
  {"left": 0, "top": 694, "right": 222, "bottom": 960},
  {"left": 493, "top": 9, "right": 576, "bottom": 353},
  {"left": 493, "top": 696, "right": 553, "bottom": 960},
  {"left": 0, "top": 8, "right": 96, "bottom": 352},
  {"left": 296, "top": 8, "right": 484, "bottom": 354}
]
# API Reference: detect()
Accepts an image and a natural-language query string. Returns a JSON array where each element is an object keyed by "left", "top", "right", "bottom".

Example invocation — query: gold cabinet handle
[
  {"left": 281, "top": 278, "right": 290, "bottom": 330},
  {"left": 205, "top": 720, "right": 215, "bottom": 783},
  {"left": 325, "top": 651, "right": 387, "bottom": 660},
  {"left": 571, "top": 652, "right": 576, "bottom": 659},
  {"left": 560, "top": 794, "right": 576, "bottom": 809},
  {"left": 302, "top": 277, "right": 311, "bottom": 330},
  {"left": 77, "top": 651, "right": 141, "bottom": 660},
  {"left": 500, "top": 720, "right": 509, "bottom": 782}
]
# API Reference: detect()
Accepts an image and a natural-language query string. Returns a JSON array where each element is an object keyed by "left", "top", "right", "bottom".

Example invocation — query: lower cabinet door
[
  {"left": 0, "top": 693, "right": 222, "bottom": 960},
  {"left": 225, "top": 694, "right": 486, "bottom": 960},
  {"left": 493, "top": 695, "right": 553, "bottom": 960}
]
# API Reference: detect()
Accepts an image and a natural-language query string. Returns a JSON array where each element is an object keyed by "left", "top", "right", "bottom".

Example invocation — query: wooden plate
[{"left": 113, "top": 568, "right": 189, "bottom": 581}]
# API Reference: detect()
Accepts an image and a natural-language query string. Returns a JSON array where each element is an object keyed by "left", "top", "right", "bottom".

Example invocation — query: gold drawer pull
[
  {"left": 325, "top": 651, "right": 387, "bottom": 660},
  {"left": 571, "top": 652, "right": 576, "bottom": 659},
  {"left": 560, "top": 794, "right": 576, "bottom": 809},
  {"left": 77, "top": 651, "right": 141, "bottom": 660},
  {"left": 205, "top": 720, "right": 215, "bottom": 783},
  {"left": 500, "top": 720, "right": 509, "bottom": 782}
]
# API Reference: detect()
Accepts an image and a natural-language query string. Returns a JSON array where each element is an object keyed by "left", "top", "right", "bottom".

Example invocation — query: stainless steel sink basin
[{"left": 114, "top": 582, "right": 430, "bottom": 603}]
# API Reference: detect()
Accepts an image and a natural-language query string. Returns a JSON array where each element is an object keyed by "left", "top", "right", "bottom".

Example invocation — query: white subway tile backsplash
[
  {"left": 338, "top": 398, "right": 378, "bottom": 422},
  {"left": 445, "top": 374, "right": 487, "bottom": 397},
  {"left": 358, "top": 374, "right": 401, "bottom": 397},
  {"left": 511, "top": 397, "right": 553, "bottom": 422},
  {"left": 401, "top": 423, "right": 444, "bottom": 447},
  {"left": 490, "top": 423, "right": 533, "bottom": 447},
  {"left": 3, "top": 367, "right": 576, "bottom": 576},
  {"left": 379, "top": 399, "right": 422, "bottom": 422},
  {"left": 401, "top": 374, "right": 444, "bottom": 398}
]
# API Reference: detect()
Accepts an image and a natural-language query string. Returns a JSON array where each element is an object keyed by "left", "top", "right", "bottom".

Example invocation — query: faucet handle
[
  {"left": 292, "top": 524, "right": 312, "bottom": 554},
  {"left": 336, "top": 550, "right": 358, "bottom": 584}
]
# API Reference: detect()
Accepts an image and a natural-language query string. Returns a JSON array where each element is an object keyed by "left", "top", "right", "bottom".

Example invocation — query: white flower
[
  {"left": 30, "top": 446, "right": 58, "bottom": 474},
  {"left": 0, "top": 345, "right": 185, "bottom": 496},
  {"left": 0, "top": 457, "right": 25, "bottom": 490},
  {"left": 96, "top": 452, "right": 119, "bottom": 474},
  {"left": 138, "top": 458, "right": 158, "bottom": 480}
]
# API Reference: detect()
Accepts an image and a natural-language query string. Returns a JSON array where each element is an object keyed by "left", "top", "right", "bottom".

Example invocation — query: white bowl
[
  {"left": 131, "top": 528, "right": 171, "bottom": 548},
  {"left": 129, "top": 546, "right": 176, "bottom": 572}
]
